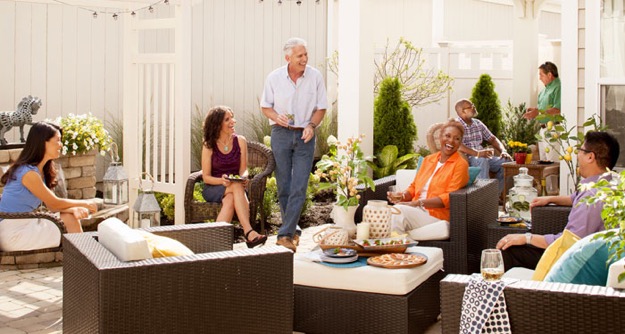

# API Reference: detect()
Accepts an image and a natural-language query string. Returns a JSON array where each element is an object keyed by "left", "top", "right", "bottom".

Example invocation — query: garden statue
[{"left": 0, "top": 95, "right": 42, "bottom": 145}]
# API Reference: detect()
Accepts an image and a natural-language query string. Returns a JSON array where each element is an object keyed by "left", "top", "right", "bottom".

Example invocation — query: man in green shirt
[{"left": 524, "top": 61, "right": 561, "bottom": 161}]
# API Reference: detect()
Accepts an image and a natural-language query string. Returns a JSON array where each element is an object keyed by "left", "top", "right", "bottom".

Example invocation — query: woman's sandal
[{"left": 245, "top": 230, "right": 267, "bottom": 248}]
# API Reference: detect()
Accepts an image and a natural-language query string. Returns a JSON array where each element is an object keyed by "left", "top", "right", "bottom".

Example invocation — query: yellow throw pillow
[
  {"left": 531, "top": 229, "right": 580, "bottom": 281},
  {"left": 136, "top": 231, "right": 194, "bottom": 258}
]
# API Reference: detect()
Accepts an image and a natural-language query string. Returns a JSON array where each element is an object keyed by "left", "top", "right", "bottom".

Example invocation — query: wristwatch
[{"left": 525, "top": 232, "right": 532, "bottom": 245}]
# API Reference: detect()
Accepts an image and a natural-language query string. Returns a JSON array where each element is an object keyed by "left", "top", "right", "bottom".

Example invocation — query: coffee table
[{"left": 293, "top": 246, "right": 444, "bottom": 334}]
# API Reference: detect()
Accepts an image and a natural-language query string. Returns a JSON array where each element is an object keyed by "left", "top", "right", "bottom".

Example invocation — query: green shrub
[
  {"left": 374, "top": 77, "right": 417, "bottom": 156},
  {"left": 191, "top": 105, "right": 205, "bottom": 171},
  {"left": 501, "top": 101, "right": 539, "bottom": 146},
  {"left": 154, "top": 192, "right": 175, "bottom": 221},
  {"left": 471, "top": 74, "right": 503, "bottom": 140}
]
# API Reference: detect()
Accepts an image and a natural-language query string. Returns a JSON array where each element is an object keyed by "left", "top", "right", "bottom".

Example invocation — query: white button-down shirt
[{"left": 260, "top": 65, "right": 328, "bottom": 127}]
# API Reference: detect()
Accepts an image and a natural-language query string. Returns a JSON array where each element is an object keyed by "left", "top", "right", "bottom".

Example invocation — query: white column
[
  {"left": 174, "top": 0, "right": 192, "bottom": 224},
  {"left": 512, "top": 0, "right": 541, "bottom": 107},
  {"left": 337, "top": 0, "right": 375, "bottom": 155}
]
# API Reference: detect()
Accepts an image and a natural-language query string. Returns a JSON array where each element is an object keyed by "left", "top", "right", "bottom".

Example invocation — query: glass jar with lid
[{"left": 505, "top": 167, "right": 537, "bottom": 221}]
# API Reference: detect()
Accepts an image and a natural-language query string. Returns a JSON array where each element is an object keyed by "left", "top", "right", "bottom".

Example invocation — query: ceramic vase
[
  {"left": 514, "top": 152, "right": 527, "bottom": 165},
  {"left": 332, "top": 204, "right": 358, "bottom": 238}
]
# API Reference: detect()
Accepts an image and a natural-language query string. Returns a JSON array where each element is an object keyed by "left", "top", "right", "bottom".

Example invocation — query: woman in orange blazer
[{"left": 388, "top": 119, "right": 469, "bottom": 240}]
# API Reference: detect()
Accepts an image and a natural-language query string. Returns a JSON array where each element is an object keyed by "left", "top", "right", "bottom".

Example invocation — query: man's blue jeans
[
  {"left": 271, "top": 126, "right": 315, "bottom": 238},
  {"left": 467, "top": 156, "right": 507, "bottom": 194}
]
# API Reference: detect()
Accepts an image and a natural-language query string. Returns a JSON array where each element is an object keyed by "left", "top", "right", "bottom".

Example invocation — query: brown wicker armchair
[
  {"left": 0, "top": 201, "right": 67, "bottom": 269},
  {"left": 356, "top": 178, "right": 499, "bottom": 274},
  {"left": 184, "top": 141, "right": 275, "bottom": 232}
]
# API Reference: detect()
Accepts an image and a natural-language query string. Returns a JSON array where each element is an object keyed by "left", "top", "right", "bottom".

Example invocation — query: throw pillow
[
  {"left": 544, "top": 230, "right": 618, "bottom": 286},
  {"left": 468, "top": 167, "right": 481, "bottom": 186},
  {"left": 531, "top": 229, "right": 580, "bottom": 281},
  {"left": 137, "top": 230, "right": 195, "bottom": 258}
]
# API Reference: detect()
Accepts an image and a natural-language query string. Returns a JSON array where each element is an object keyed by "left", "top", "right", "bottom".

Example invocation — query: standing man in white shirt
[{"left": 261, "top": 37, "right": 327, "bottom": 252}]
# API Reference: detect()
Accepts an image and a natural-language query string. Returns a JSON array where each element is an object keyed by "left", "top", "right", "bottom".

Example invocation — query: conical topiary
[
  {"left": 374, "top": 77, "right": 417, "bottom": 156},
  {"left": 471, "top": 74, "right": 503, "bottom": 140}
]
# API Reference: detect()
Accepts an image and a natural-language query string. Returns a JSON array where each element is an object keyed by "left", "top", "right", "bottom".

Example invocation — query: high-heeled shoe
[{"left": 245, "top": 230, "right": 267, "bottom": 248}]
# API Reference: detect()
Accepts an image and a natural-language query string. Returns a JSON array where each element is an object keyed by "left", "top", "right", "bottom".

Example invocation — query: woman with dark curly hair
[
  {"left": 0, "top": 122, "right": 97, "bottom": 251},
  {"left": 201, "top": 106, "right": 266, "bottom": 247}
]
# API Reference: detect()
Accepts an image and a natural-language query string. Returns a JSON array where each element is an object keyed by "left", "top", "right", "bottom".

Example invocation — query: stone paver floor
[{"left": 0, "top": 224, "right": 441, "bottom": 333}]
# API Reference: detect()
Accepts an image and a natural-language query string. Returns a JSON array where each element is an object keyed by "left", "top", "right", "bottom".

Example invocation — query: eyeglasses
[
  {"left": 463, "top": 105, "right": 475, "bottom": 111},
  {"left": 578, "top": 148, "right": 594, "bottom": 155}
]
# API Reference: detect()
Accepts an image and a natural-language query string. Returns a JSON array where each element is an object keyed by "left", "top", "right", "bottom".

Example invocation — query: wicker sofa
[
  {"left": 63, "top": 223, "right": 294, "bottom": 334},
  {"left": 440, "top": 205, "right": 625, "bottom": 333},
  {"left": 356, "top": 177, "right": 499, "bottom": 274},
  {"left": 184, "top": 141, "right": 275, "bottom": 232}
]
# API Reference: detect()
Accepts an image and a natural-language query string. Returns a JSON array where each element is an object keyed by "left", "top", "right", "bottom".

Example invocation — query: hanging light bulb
[
  {"left": 92, "top": 11, "right": 98, "bottom": 19},
  {"left": 112, "top": 13, "right": 118, "bottom": 20},
  {"left": 131, "top": 11, "right": 136, "bottom": 17},
  {"left": 316, "top": 0, "right": 320, "bottom": 3},
  {"left": 164, "top": 0, "right": 169, "bottom": 4},
  {"left": 148, "top": 6, "right": 154, "bottom": 13},
  {"left": 297, "top": 0, "right": 302, "bottom": 5},
  {"left": 278, "top": 0, "right": 282, "bottom": 5}
]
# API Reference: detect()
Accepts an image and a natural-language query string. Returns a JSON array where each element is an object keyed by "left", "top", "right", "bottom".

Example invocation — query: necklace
[{"left": 218, "top": 137, "right": 232, "bottom": 152}]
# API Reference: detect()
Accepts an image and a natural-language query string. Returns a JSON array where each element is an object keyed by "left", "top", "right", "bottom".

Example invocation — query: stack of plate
[{"left": 320, "top": 248, "right": 358, "bottom": 264}]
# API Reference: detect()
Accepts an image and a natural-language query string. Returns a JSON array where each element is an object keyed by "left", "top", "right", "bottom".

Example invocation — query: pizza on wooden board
[{"left": 367, "top": 253, "right": 427, "bottom": 269}]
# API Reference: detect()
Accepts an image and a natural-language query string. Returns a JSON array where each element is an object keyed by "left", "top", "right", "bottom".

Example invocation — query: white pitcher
[{"left": 362, "top": 200, "right": 400, "bottom": 238}]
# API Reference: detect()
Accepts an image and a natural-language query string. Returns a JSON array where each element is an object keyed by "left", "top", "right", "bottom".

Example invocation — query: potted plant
[
  {"left": 507, "top": 140, "right": 531, "bottom": 164},
  {"left": 314, "top": 135, "right": 375, "bottom": 237},
  {"left": 582, "top": 170, "right": 625, "bottom": 286},
  {"left": 55, "top": 113, "right": 113, "bottom": 156}
]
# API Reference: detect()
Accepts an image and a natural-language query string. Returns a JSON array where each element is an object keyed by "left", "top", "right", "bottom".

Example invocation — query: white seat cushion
[
  {"left": 395, "top": 169, "right": 417, "bottom": 192},
  {"left": 97, "top": 217, "right": 152, "bottom": 261},
  {"left": 294, "top": 246, "right": 443, "bottom": 295},
  {"left": 503, "top": 267, "right": 535, "bottom": 280}
]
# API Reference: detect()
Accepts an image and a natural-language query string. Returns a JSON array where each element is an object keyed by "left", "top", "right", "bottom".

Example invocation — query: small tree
[
  {"left": 374, "top": 38, "right": 454, "bottom": 109},
  {"left": 471, "top": 74, "right": 503, "bottom": 140},
  {"left": 374, "top": 77, "right": 417, "bottom": 156}
]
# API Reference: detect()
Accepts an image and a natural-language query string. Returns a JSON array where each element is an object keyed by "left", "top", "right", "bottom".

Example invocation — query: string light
[
  {"left": 261, "top": 0, "right": 322, "bottom": 5},
  {"left": 297, "top": 0, "right": 302, "bottom": 5},
  {"left": 278, "top": 0, "right": 282, "bottom": 5},
  {"left": 51, "top": 0, "right": 168, "bottom": 21}
]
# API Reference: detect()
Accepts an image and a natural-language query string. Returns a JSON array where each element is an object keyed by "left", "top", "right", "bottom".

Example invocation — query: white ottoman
[{"left": 293, "top": 246, "right": 444, "bottom": 334}]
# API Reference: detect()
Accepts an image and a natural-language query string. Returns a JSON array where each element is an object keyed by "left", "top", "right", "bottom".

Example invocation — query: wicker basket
[
  {"left": 313, "top": 226, "right": 351, "bottom": 248},
  {"left": 367, "top": 221, "right": 391, "bottom": 239}
]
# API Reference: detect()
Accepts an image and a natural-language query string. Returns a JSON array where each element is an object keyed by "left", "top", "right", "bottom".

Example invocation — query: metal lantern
[
  {"left": 103, "top": 143, "right": 129, "bottom": 205},
  {"left": 133, "top": 173, "right": 161, "bottom": 228}
]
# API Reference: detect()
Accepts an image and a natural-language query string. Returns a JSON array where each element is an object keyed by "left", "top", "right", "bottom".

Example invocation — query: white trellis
[{"left": 122, "top": 0, "right": 191, "bottom": 226}]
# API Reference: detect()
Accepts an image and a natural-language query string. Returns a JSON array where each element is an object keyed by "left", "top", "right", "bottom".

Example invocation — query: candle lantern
[
  {"left": 103, "top": 143, "right": 129, "bottom": 205},
  {"left": 133, "top": 173, "right": 161, "bottom": 228}
]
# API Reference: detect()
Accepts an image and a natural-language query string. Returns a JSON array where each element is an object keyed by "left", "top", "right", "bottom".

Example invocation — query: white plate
[{"left": 320, "top": 254, "right": 358, "bottom": 264}]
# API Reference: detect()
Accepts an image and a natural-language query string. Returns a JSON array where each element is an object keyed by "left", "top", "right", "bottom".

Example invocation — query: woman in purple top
[
  {"left": 201, "top": 106, "right": 267, "bottom": 248},
  {"left": 0, "top": 122, "right": 97, "bottom": 251}
]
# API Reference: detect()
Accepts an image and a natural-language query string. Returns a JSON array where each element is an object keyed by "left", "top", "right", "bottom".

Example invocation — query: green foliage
[
  {"left": 191, "top": 105, "right": 205, "bottom": 171},
  {"left": 373, "top": 77, "right": 417, "bottom": 156},
  {"left": 315, "top": 135, "right": 375, "bottom": 209},
  {"left": 315, "top": 106, "right": 338, "bottom": 158},
  {"left": 501, "top": 101, "right": 539, "bottom": 146},
  {"left": 374, "top": 37, "right": 454, "bottom": 109},
  {"left": 240, "top": 100, "right": 272, "bottom": 143},
  {"left": 536, "top": 113, "right": 605, "bottom": 190},
  {"left": 471, "top": 74, "right": 503, "bottom": 140},
  {"left": 581, "top": 170, "right": 625, "bottom": 282},
  {"left": 105, "top": 112, "right": 124, "bottom": 161},
  {"left": 56, "top": 113, "right": 113, "bottom": 156},
  {"left": 154, "top": 192, "right": 175, "bottom": 221},
  {"left": 263, "top": 176, "right": 279, "bottom": 222},
  {"left": 367, "top": 145, "right": 419, "bottom": 179}
]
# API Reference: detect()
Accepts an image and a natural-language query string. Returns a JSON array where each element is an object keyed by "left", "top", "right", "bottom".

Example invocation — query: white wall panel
[{"left": 0, "top": 1, "right": 16, "bottom": 111}]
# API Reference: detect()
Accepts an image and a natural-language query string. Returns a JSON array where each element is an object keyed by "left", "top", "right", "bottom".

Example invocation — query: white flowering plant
[
  {"left": 55, "top": 113, "right": 113, "bottom": 156},
  {"left": 314, "top": 135, "right": 375, "bottom": 210}
]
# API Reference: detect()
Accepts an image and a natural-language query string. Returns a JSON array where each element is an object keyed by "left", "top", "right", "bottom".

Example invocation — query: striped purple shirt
[{"left": 456, "top": 117, "right": 494, "bottom": 150}]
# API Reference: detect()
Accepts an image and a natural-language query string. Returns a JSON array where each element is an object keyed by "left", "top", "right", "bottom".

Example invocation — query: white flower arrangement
[{"left": 53, "top": 113, "right": 113, "bottom": 156}]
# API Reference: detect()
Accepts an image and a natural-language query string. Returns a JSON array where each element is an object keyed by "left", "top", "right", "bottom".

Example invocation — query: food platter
[
  {"left": 538, "top": 160, "right": 554, "bottom": 165},
  {"left": 497, "top": 216, "right": 524, "bottom": 225},
  {"left": 367, "top": 252, "right": 428, "bottom": 269},
  {"left": 225, "top": 174, "right": 247, "bottom": 183},
  {"left": 353, "top": 237, "right": 417, "bottom": 253}
]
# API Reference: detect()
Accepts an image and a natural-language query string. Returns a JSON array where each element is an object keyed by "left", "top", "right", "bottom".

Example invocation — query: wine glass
[
  {"left": 481, "top": 249, "right": 504, "bottom": 281},
  {"left": 388, "top": 186, "right": 403, "bottom": 204}
]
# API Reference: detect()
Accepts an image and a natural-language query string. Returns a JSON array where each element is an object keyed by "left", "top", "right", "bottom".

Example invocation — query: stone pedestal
[{"left": 56, "top": 150, "right": 97, "bottom": 199}]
